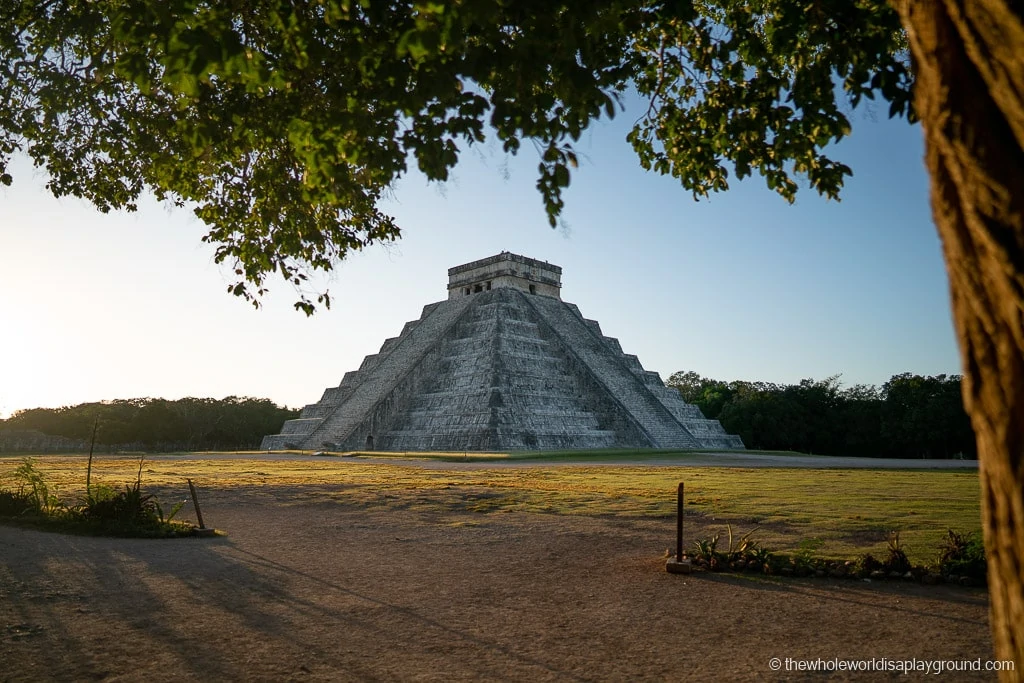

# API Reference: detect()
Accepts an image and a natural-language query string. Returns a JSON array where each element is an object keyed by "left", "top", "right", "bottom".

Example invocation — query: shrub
[
  {"left": 884, "top": 531, "right": 912, "bottom": 574},
  {"left": 793, "top": 537, "right": 824, "bottom": 574},
  {"left": 82, "top": 483, "right": 156, "bottom": 525},
  {"left": 692, "top": 525, "right": 773, "bottom": 573},
  {"left": 693, "top": 534, "right": 720, "bottom": 569},
  {"left": 13, "top": 457, "right": 62, "bottom": 514},
  {"left": 937, "top": 530, "right": 987, "bottom": 583},
  {"left": 0, "top": 488, "right": 35, "bottom": 516}
]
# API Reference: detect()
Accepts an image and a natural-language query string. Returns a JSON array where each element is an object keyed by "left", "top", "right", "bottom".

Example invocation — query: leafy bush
[
  {"left": 937, "top": 530, "right": 987, "bottom": 583},
  {"left": 13, "top": 457, "right": 62, "bottom": 514},
  {"left": 83, "top": 483, "right": 153, "bottom": 524},
  {"left": 0, "top": 488, "right": 35, "bottom": 516}
]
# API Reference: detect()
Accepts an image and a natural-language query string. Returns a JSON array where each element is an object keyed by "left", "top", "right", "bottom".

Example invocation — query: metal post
[
  {"left": 676, "top": 482, "right": 684, "bottom": 561},
  {"left": 187, "top": 478, "right": 206, "bottom": 529},
  {"left": 667, "top": 481, "right": 691, "bottom": 574}
]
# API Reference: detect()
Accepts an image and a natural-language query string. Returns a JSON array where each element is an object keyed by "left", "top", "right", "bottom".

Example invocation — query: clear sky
[{"left": 0, "top": 96, "right": 959, "bottom": 418}]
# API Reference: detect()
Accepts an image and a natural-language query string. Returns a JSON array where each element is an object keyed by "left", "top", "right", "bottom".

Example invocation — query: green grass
[
  {"left": 0, "top": 456, "right": 195, "bottom": 538},
  {"left": 277, "top": 447, "right": 812, "bottom": 461},
  {"left": 0, "top": 455, "right": 980, "bottom": 564}
]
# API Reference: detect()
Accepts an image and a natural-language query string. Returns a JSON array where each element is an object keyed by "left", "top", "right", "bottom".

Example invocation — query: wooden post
[{"left": 187, "top": 478, "right": 206, "bottom": 529}]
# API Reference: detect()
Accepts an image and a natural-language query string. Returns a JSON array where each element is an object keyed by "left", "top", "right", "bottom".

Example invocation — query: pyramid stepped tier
[
  {"left": 260, "top": 298, "right": 473, "bottom": 450},
  {"left": 261, "top": 252, "right": 744, "bottom": 451},
  {"left": 523, "top": 295, "right": 701, "bottom": 449},
  {"left": 602, "top": 341, "right": 746, "bottom": 450}
]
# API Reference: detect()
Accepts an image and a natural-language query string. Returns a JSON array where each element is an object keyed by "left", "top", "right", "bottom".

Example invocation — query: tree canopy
[
  {"left": 0, "top": 396, "right": 298, "bottom": 451},
  {"left": 1, "top": 0, "right": 909, "bottom": 312},
  {"left": 667, "top": 371, "right": 976, "bottom": 458}
]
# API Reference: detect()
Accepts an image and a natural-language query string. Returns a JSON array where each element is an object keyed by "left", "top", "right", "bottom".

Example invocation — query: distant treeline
[
  {"left": 1, "top": 376, "right": 975, "bottom": 458},
  {"left": 0, "top": 397, "right": 299, "bottom": 452},
  {"left": 668, "top": 372, "right": 976, "bottom": 458}
]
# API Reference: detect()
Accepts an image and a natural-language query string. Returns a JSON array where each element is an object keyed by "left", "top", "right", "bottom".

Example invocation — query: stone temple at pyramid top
[{"left": 447, "top": 251, "right": 562, "bottom": 300}]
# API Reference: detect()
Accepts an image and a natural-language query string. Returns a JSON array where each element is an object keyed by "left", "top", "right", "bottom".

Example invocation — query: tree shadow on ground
[{"left": 0, "top": 524, "right": 584, "bottom": 682}]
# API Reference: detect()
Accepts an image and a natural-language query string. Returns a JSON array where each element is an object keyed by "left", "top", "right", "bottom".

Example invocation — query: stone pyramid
[{"left": 261, "top": 253, "right": 744, "bottom": 451}]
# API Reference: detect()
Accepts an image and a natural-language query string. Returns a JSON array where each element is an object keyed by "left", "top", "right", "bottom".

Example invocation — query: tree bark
[{"left": 893, "top": 1, "right": 1024, "bottom": 678}]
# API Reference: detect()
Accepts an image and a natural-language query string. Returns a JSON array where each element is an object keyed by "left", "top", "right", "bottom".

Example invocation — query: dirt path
[{"left": 0, "top": 484, "right": 994, "bottom": 682}]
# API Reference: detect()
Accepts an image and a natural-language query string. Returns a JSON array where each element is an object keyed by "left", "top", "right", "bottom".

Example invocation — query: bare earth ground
[{"left": 0, "top": 463, "right": 994, "bottom": 683}]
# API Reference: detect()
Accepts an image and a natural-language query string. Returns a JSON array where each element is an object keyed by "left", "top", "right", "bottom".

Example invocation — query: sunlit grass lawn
[
  {"left": 0, "top": 454, "right": 980, "bottom": 565},
  {"left": 233, "top": 447, "right": 808, "bottom": 461}
]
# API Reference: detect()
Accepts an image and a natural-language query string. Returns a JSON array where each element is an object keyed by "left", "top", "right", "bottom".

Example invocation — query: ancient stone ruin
[{"left": 261, "top": 253, "right": 744, "bottom": 451}]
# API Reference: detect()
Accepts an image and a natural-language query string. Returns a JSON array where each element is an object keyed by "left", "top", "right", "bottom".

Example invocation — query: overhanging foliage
[{"left": 1, "top": 0, "right": 910, "bottom": 312}]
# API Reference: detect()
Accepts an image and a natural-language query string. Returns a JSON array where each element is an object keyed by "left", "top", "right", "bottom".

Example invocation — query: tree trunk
[{"left": 893, "top": 1, "right": 1024, "bottom": 677}]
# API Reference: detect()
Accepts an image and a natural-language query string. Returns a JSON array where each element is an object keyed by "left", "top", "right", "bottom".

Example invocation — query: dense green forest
[
  {"left": 0, "top": 397, "right": 298, "bottom": 452},
  {"left": 667, "top": 372, "right": 975, "bottom": 459},
  {"left": 1, "top": 373, "right": 974, "bottom": 458}
]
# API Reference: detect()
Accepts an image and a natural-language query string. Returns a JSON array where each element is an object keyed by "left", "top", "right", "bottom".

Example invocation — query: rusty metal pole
[
  {"left": 676, "top": 482, "right": 684, "bottom": 562},
  {"left": 187, "top": 478, "right": 206, "bottom": 529}
]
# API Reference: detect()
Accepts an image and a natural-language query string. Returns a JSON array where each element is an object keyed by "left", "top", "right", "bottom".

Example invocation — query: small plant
[
  {"left": 724, "top": 523, "right": 761, "bottom": 560},
  {"left": 82, "top": 483, "right": 154, "bottom": 525},
  {"left": 749, "top": 545, "right": 774, "bottom": 574},
  {"left": 155, "top": 499, "right": 188, "bottom": 524},
  {"left": 937, "top": 530, "right": 986, "bottom": 583},
  {"left": 0, "top": 489, "right": 35, "bottom": 516},
  {"left": 884, "top": 531, "right": 912, "bottom": 574},
  {"left": 693, "top": 533, "right": 720, "bottom": 569},
  {"left": 13, "top": 457, "right": 62, "bottom": 515},
  {"left": 855, "top": 553, "right": 885, "bottom": 577},
  {"left": 793, "top": 537, "right": 824, "bottom": 573}
]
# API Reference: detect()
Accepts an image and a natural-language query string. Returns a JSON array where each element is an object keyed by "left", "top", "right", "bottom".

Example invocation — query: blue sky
[{"left": 0, "top": 96, "right": 959, "bottom": 417}]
